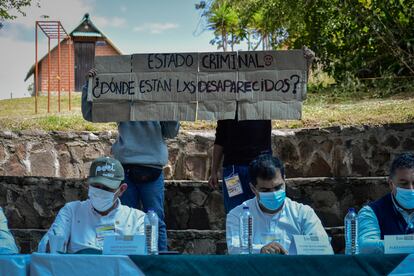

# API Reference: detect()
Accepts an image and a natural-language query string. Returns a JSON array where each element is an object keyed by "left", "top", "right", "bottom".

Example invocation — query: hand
[
  {"left": 208, "top": 172, "right": 219, "bottom": 190},
  {"left": 87, "top": 68, "right": 98, "bottom": 78},
  {"left": 302, "top": 45, "right": 315, "bottom": 61},
  {"left": 260, "top": 242, "right": 288, "bottom": 255}
]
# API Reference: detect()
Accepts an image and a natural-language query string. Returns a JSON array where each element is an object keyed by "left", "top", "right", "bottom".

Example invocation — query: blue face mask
[
  {"left": 396, "top": 187, "right": 414, "bottom": 209},
  {"left": 258, "top": 190, "right": 286, "bottom": 211}
]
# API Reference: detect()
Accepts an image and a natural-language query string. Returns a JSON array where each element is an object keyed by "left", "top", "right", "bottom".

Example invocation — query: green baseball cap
[{"left": 87, "top": 157, "right": 124, "bottom": 189}]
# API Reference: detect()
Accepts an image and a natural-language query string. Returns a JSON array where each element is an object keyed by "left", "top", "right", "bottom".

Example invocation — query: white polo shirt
[
  {"left": 226, "top": 197, "right": 331, "bottom": 255},
  {"left": 38, "top": 199, "right": 145, "bottom": 253}
]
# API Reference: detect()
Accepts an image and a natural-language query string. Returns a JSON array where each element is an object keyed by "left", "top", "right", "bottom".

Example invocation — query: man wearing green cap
[{"left": 38, "top": 157, "right": 146, "bottom": 253}]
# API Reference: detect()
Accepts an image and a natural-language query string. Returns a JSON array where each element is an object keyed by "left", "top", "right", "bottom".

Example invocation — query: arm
[
  {"left": 37, "top": 203, "right": 74, "bottom": 253},
  {"left": 160, "top": 121, "right": 180, "bottom": 139},
  {"left": 208, "top": 121, "right": 225, "bottom": 189},
  {"left": 81, "top": 81, "right": 93, "bottom": 122},
  {"left": 208, "top": 144, "right": 224, "bottom": 189},
  {"left": 135, "top": 212, "right": 145, "bottom": 235},
  {"left": 301, "top": 205, "right": 334, "bottom": 252},
  {"left": 0, "top": 208, "right": 19, "bottom": 254},
  {"left": 226, "top": 211, "right": 241, "bottom": 254},
  {"left": 358, "top": 206, "right": 384, "bottom": 254}
]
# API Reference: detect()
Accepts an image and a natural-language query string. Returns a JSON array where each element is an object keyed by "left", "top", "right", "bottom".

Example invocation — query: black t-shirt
[{"left": 214, "top": 119, "right": 272, "bottom": 166}]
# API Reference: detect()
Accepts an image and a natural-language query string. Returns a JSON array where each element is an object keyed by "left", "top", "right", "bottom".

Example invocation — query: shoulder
[
  {"left": 358, "top": 205, "right": 376, "bottom": 218},
  {"left": 228, "top": 198, "right": 256, "bottom": 218},
  {"left": 55, "top": 200, "right": 84, "bottom": 217},
  {"left": 286, "top": 198, "right": 316, "bottom": 218},
  {"left": 62, "top": 200, "right": 83, "bottom": 210},
  {"left": 368, "top": 193, "right": 392, "bottom": 208},
  {"left": 120, "top": 204, "right": 146, "bottom": 219}
]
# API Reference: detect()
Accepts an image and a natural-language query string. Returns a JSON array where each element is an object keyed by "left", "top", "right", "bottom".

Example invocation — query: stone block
[
  {"left": 1, "top": 124, "right": 414, "bottom": 179},
  {"left": 307, "top": 153, "right": 332, "bottom": 177},
  {"left": 402, "top": 138, "right": 414, "bottom": 151},
  {"left": 184, "top": 155, "right": 208, "bottom": 180},
  {"left": 0, "top": 143, "right": 5, "bottom": 163},
  {"left": 0, "top": 176, "right": 390, "bottom": 230},
  {"left": 4, "top": 155, "right": 26, "bottom": 176},
  {"left": 30, "top": 151, "right": 56, "bottom": 177}
]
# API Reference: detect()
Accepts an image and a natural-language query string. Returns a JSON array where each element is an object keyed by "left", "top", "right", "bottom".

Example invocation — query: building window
[{"left": 96, "top": 41, "right": 106, "bottom": 46}]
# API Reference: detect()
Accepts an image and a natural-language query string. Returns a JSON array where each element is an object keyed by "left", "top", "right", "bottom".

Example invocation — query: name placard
[
  {"left": 384, "top": 235, "right": 414, "bottom": 254},
  {"left": 103, "top": 235, "right": 146, "bottom": 255},
  {"left": 293, "top": 235, "right": 334, "bottom": 255}
]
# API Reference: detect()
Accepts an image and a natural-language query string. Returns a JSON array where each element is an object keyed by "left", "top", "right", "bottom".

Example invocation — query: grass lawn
[{"left": 0, "top": 91, "right": 413, "bottom": 131}]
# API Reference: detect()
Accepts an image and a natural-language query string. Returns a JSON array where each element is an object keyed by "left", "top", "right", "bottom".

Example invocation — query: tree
[
  {"left": 0, "top": 0, "right": 39, "bottom": 21},
  {"left": 293, "top": 0, "right": 414, "bottom": 80},
  {"left": 197, "top": 0, "right": 414, "bottom": 80},
  {"left": 205, "top": 1, "right": 239, "bottom": 51}
]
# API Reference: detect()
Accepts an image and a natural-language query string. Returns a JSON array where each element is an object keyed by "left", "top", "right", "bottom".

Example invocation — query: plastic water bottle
[
  {"left": 239, "top": 206, "right": 253, "bottom": 254},
  {"left": 344, "top": 208, "right": 359, "bottom": 255},
  {"left": 145, "top": 209, "right": 159, "bottom": 255}
]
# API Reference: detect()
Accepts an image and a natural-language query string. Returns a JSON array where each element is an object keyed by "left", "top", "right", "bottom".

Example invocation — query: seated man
[
  {"left": 0, "top": 207, "right": 18, "bottom": 254},
  {"left": 226, "top": 154, "right": 331, "bottom": 254},
  {"left": 38, "top": 157, "right": 145, "bottom": 253},
  {"left": 358, "top": 152, "right": 414, "bottom": 254}
]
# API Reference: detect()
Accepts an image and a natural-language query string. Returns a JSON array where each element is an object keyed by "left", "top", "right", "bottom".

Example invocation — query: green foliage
[
  {"left": 1, "top": 93, "right": 413, "bottom": 130},
  {"left": 197, "top": 0, "right": 414, "bottom": 81},
  {"left": 295, "top": 0, "right": 414, "bottom": 80},
  {"left": 0, "top": 0, "right": 38, "bottom": 21},
  {"left": 204, "top": 1, "right": 239, "bottom": 51}
]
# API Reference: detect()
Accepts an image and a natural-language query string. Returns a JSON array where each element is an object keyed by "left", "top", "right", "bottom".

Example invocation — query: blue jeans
[
  {"left": 121, "top": 168, "right": 167, "bottom": 251},
  {"left": 222, "top": 165, "right": 255, "bottom": 213}
]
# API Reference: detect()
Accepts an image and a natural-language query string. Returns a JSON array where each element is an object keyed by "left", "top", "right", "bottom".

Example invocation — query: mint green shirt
[{"left": 0, "top": 208, "right": 18, "bottom": 254}]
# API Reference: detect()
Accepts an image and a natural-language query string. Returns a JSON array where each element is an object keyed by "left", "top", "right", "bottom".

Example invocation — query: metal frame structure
[{"left": 35, "top": 21, "right": 72, "bottom": 113}]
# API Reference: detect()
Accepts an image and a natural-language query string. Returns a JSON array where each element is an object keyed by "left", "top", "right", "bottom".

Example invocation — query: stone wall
[
  {"left": 1, "top": 176, "right": 390, "bottom": 254},
  {"left": 0, "top": 123, "right": 413, "bottom": 180}
]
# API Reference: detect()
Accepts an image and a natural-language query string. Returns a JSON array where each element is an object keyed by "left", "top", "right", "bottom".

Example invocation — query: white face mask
[{"left": 88, "top": 186, "right": 118, "bottom": 212}]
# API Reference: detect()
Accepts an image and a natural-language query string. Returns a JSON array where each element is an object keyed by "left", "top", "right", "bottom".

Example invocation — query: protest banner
[{"left": 87, "top": 50, "right": 307, "bottom": 122}]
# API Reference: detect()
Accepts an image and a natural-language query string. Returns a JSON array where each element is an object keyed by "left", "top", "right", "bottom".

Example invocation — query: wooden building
[{"left": 25, "top": 13, "right": 122, "bottom": 92}]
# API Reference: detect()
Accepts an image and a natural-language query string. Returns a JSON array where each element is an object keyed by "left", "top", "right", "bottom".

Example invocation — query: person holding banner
[
  {"left": 358, "top": 152, "right": 414, "bottom": 254},
  {"left": 209, "top": 47, "right": 315, "bottom": 214},
  {"left": 226, "top": 154, "right": 330, "bottom": 254},
  {"left": 209, "top": 116, "right": 272, "bottom": 213},
  {"left": 0, "top": 207, "right": 19, "bottom": 254},
  {"left": 82, "top": 72, "right": 179, "bottom": 252},
  {"left": 38, "top": 157, "right": 146, "bottom": 253}
]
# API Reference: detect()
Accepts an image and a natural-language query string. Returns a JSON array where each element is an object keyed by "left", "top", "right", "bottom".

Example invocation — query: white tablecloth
[
  {"left": 0, "top": 255, "right": 30, "bottom": 276},
  {"left": 30, "top": 253, "right": 144, "bottom": 276}
]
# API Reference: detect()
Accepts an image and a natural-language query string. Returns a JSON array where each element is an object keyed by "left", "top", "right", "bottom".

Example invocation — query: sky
[{"left": 0, "top": 0, "right": 241, "bottom": 100}]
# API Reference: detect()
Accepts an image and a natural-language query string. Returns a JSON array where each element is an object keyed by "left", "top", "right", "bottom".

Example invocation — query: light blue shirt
[
  {"left": 0, "top": 207, "right": 18, "bottom": 254},
  {"left": 226, "top": 197, "right": 331, "bottom": 255},
  {"left": 358, "top": 195, "right": 414, "bottom": 254},
  {"left": 38, "top": 199, "right": 145, "bottom": 253}
]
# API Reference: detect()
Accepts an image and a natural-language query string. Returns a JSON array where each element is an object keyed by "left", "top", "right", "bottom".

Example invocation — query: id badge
[
  {"left": 96, "top": 224, "right": 116, "bottom": 248},
  {"left": 225, "top": 174, "right": 243, "bottom": 198}
]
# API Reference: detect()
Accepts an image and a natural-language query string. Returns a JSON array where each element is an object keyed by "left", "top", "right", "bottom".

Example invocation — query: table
[
  {"left": 0, "top": 254, "right": 409, "bottom": 276},
  {"left": 30, "top": 253, "right": 144, "bottom": 276},
  {"left": 0, "top": 254, "right": 30, "bottom": 276},
  {"left": 130, "top": 254, "right": 409, "bottom": 276}
]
